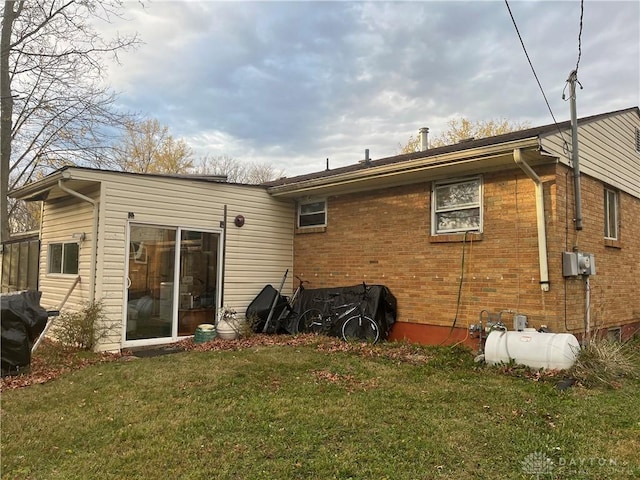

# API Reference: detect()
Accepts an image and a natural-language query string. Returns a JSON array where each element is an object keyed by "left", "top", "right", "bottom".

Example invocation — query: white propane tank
[{"left": 485, "top": 331, "right": 580, "bottom": 370}]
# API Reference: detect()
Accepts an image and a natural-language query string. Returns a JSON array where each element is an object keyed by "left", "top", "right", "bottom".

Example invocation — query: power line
[
  {"left": 575, "top": 0, "right": 584, "bottom": 73},
  {"left": 504, "top": 0, "right": 569, "bottom": 145}
]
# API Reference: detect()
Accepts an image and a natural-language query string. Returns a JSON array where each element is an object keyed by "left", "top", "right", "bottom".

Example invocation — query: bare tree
[
  {"left": 399, "top": 117, "right": 531, "bottom": 154},
  {"left": 195, "top": 155, "right": 285, "bottom": 184},
  {"left": 8, "top": 196, "right": 40, "bottom": 232},
  {"left": 1, "top": 1, "right": 139, "bottom": 240},
  {"left": 110, "top": 119, "right": 194, "bottom": 174}
]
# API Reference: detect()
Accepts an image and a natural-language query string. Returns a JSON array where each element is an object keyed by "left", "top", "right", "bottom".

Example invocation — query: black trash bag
[
  {"left": 245, "top": 285, "right": 292, "bottom": 334},
  {"left": 293, "top": 284, "right": 397, "bottom": 339},
  {"left": 1, "top": 291, "right": 48, "bottom": 377}
]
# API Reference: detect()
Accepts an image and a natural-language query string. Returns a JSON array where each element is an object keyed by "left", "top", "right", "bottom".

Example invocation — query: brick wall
[
  {"left": 293, "top": 164, "right": 640, "bottom": 342},
  {"left": 551, "top": 164, "right": 640, "bottom": 337}
]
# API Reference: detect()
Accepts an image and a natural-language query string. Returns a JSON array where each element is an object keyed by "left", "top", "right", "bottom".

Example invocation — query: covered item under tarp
[
  {"left": 294, "top": 284, "right": 397, "bottom": 339},
  {"left": 245, "top": 285, "right": 292, "bottom": 334},
  {"left": 1, "top": 291, "right": 48, "bottom": 377}
]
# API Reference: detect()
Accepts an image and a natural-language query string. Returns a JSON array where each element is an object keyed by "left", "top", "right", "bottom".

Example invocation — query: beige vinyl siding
[
  {"left": 56, "top": 170, "right": 293, "bottom": 350},
  {"left": 38, "top": 187, "right": 98, "bottom": 312},
  {"left": 541, "top": 109, "right": 640, "bottom": 198}
]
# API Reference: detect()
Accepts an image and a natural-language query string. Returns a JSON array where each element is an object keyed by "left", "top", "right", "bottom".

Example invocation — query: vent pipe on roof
[
  {"left": 364, "top": 149, "right": 370, "bottom": 165},
  {"left": 419, "top": 127, "right": 429, "bottom": 151}
]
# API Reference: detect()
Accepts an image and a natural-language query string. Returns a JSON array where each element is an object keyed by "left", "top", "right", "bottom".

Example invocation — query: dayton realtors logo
[
  {"left": 521, "top": 451, "right": 634, "bottom": 478},
  {"left": 521, "top": 451, "right": 554, "bottom": 478}
]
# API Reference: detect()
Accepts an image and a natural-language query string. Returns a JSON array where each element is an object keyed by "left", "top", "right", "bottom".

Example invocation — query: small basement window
[
  {"left": 48, "top": 242, "right": 79, "bottom": 275},
  {"left": 298, "top": 199, "right": 327, "bottom": 228},
  {"left": 432, "top": 177, "right": 482, "bottom": 234}
]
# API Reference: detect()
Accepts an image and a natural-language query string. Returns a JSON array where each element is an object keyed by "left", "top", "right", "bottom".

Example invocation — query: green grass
[{"left": 2, "top": 337, "right": 639, "bottom": 479}]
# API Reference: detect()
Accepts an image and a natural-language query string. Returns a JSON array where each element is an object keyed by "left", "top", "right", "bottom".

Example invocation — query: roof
[
  {"left": 9, "top": 165, "right": 260, "bottom": 202},
  {"left": 265, "top": 106, "right": 639, "bottom": 193}
]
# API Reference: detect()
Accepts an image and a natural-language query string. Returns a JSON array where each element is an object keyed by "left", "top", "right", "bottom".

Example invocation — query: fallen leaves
[
  {"left": 0, "top": 339, "right": 121, "bottom": 392},
  {"left": 310, "top": 369, "right": 379, "bottom": 392},
  {"left": 2, "top": 334, "right": 442, "bottom": 392}
]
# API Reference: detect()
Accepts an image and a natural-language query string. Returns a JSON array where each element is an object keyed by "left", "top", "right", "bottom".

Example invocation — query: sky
[{"left": 99, "top": 0, "right": 640, "bottom": 177}]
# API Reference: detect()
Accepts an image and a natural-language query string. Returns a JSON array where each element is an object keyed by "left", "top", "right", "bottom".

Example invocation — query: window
[
  {"left": 48, "top": 242, "right": 79, "bottom": 274},
  {"left": 298, "top": 199, "right": 327, "bottom": 228},
  {"left": 635, "top": 127, "right": 640, "bottom": 153},
  {"left": 604, "top": 188, "right": 619, "bottom": 240},
  {"left": 432, "top": 177, "right": 482, "bottom": 234}
]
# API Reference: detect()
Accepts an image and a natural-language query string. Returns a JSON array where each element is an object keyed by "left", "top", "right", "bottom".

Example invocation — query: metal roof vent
[
  {"left": 359, "top": 149, "right": 371, "bottom": 166},
  {"left": 419, "top": 127, "right": 429, "bottom": 151}
]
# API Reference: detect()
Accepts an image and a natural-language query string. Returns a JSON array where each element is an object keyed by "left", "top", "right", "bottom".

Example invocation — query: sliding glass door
[
  {"left": 125, "top": 225, "right": 219, "bottom": 344},
  {"left": 126, "top": 225, "right": 176, "bottom": 341},
  {"left": 177, "top": 230, "right": 218, "bottom": 336}
]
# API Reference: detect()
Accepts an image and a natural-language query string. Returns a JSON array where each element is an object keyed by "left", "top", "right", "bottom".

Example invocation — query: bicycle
[{"left": 296, "top": 283, "right": 380, "bottom": 343}]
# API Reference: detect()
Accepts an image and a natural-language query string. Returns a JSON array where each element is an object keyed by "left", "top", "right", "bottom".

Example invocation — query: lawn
[{"left": 1, "top": 336, "right": 639, "bottom": 479}]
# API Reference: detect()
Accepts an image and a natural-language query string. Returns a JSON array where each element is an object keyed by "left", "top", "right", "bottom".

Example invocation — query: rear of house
[
  {"left": 8, "top": 106, "right": 639, "bottom": 351},
  {"left": 268, "top": 107, "right": 640, "bottom": 345}
]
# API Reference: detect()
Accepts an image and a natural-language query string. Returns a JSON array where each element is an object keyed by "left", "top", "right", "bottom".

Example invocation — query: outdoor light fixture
[
  {"left": 72, "top": 232, "right": 86, "bottom": 241},
  {"left": 234, "top": 215, "right": 245, "bottom": 227}
]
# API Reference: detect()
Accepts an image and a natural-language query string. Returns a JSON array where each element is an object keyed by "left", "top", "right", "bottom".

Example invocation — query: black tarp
[
  {"left": 245, "top": 285, "right": 292, "bottom": 334},
  {"left": 1, "top": 291, "right": 48, "bottom": 377},
  {"left": 245, "top": 282, "right": 397, "bottom": 339},
  {"left": 293, "top": 284, "right": 397, "bottom": 339}
]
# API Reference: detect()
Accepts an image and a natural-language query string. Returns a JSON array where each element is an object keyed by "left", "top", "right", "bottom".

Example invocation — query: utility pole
[{"left": 567, "top": 70, "right": 583, "bottom": 231}]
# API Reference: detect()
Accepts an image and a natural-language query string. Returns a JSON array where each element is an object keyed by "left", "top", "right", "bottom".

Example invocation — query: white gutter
[
  {"left": 513, "top": 148, "right": 550, "bottom": 292},
  {"left": 57, "top": 178, "right": 99, "bottom": 303},
  {"left": 270, "top": 138, "right": 541, "bottom": 197}
]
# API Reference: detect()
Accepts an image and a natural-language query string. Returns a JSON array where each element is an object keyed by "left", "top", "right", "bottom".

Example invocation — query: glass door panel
[
  {"left": 177, "top": 230, "right": 218, "bottom": 336},
  {"left": 126, "top": 225, "right": 176, "bottom": 340}
]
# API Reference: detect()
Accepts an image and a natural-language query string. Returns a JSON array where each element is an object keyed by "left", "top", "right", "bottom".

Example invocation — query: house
[
  {"left": 8, "top": 106, "right": 640, "bottom": 351},
  {"left": 9, "top": 169, "right": 293, "bottom": 351},
  {"left": 266, "top": 106, "right": 640, "bottom": 345}
]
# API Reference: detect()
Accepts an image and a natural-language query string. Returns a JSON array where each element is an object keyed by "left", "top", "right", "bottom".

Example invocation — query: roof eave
[
  {"left": 268, "top": 137, "right": 542, "bottom": 198},
  {"left": 9, "top": 171, "right": 66, "bottom": 201}
]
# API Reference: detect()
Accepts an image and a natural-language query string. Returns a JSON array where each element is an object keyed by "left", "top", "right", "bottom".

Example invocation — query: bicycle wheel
[
  {"left": 341, "top": 314, "right": 380, "bottom": 343},
  {"left": 296, "top": 309, "right": 324, "bottom": 334}
]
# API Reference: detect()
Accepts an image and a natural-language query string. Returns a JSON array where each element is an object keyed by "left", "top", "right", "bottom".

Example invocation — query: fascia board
[
  {"left": 8, "top": 171, "right": 64, "bottom": 200},
  {"left": 269, "top": 137, "right": 540, "bottom": 197}
]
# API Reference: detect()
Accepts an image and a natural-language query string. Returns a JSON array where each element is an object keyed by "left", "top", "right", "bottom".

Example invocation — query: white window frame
[
  {"left": 297, "top": 198, "right": 327, "bottom": 228},
  {"left": 604, "top": 187, "right": 619, "bottom": 240},
  {"left": 432, "top": 176, "right": 483, "bottom": 235},
  {"left": 47, "top": 241, "right": 80, "bottom": 275}
]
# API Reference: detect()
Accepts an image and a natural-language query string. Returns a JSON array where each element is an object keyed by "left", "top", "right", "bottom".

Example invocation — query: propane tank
[{"left": 485, "top": 331, "right": 580, "bottom": 370}]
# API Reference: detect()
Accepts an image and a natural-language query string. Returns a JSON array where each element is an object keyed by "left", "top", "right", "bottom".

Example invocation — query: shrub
[
  {"left": 570, "top": 338, "right": 639, "bottom": 388},
  {"left": 55, "top": 301, "right": 109, "bottom": 350}
]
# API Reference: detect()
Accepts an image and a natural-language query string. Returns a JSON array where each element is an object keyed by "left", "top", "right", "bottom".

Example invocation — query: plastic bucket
[{"left": 194, "top": 324, "right": 216, "bottom": 344}]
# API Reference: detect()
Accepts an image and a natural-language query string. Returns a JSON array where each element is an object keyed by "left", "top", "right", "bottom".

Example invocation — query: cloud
[{"left": 98, "top": 1, "right": 639, "bottom": 177}]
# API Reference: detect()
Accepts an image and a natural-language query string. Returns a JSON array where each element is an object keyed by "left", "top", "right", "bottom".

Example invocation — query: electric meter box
[{"left": 562, "top": 252, "right": 596, "bottom": 277}]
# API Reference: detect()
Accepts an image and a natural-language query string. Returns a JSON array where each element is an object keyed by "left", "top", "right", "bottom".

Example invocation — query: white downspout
[
  {"left": 57, "top": 179, "right": 99, "bottom": 303},
  {"left": 513, "top": 148, "right": 550, "bottom": 292}
]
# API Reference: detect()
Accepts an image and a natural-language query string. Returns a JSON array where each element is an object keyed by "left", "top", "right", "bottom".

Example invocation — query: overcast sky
[{"left": 101, "top": 1, "right": 640, "bottom": 177}]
